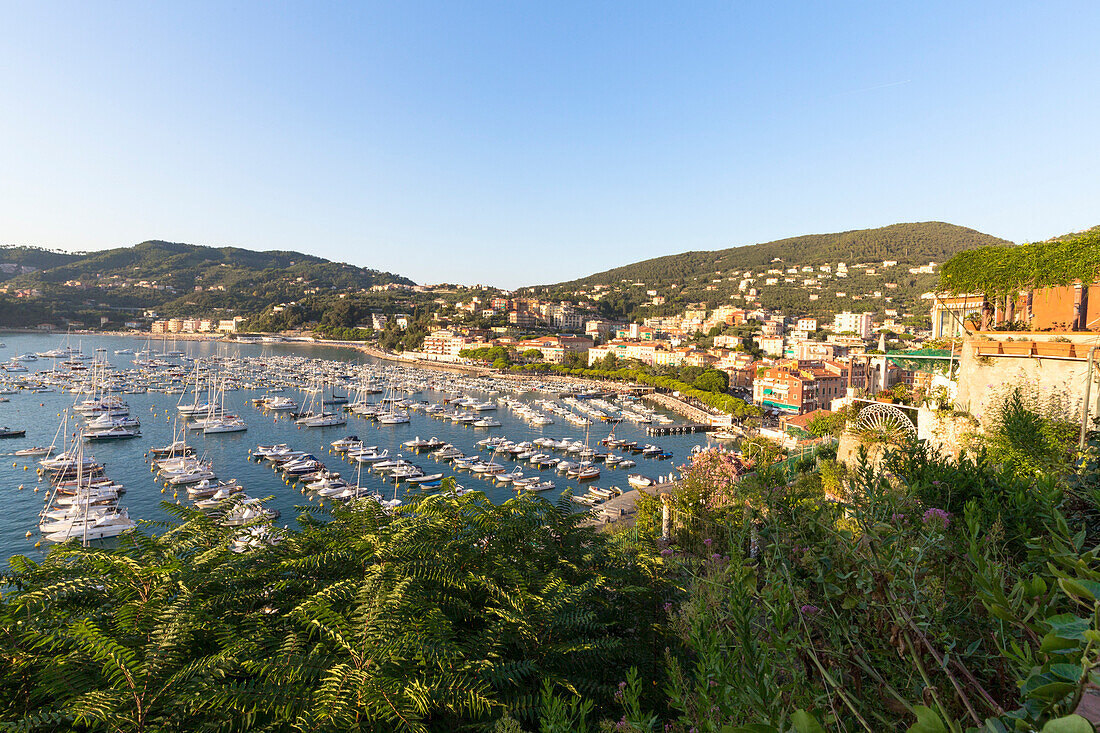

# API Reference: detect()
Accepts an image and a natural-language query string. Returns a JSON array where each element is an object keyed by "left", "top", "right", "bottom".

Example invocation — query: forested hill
[
  {"left": 0, "top": 246, "right": 82, "bottom": 279},
  {"left": 0, "top": 240, "right": 414, "bottom": 327},
  {"left": 547, "top": 222, "right": 1011, "bottom": 288},
  {"left": 12, "top": 240, "right": 413, "bottom": 290}
]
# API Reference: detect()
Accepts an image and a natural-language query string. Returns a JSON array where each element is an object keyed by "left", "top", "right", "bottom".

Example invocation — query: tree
[
  {"left": 522, "top": 348, "right": 544, "bottom": 361},
  {"left": 679, "top": 366, "right": 704, "bottom": 384},
  {"left": 562, "top": 351, "right": 586, "bottom": 369},
  {"left": 1, "top": 491, "right": 667, "bottom": 731},
  {"left": 693, "top": 369, "right": 729, "bottom": 394},
  {"left": 739, "top": 435, "right": 786, "bottom": 465},
  {"left": 805, "top": 405, "right": 856, "bottom": 437}
]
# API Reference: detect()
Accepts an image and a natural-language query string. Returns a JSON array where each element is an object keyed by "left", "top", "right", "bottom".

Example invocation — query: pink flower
[{"left": 922, "top": 507, "right": 951, "bottom": 528}]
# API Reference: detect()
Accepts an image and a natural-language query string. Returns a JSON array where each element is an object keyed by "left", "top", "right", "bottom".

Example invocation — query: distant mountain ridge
[
  {"left": 0, "top": 240, "right": 414, "bottom": 326},
  {"left": 0, "top": 246, "right": 82, "bottom": 277},
  {"left": 546, "top": 222, "right": 1012, "bottom": 289},
  {"left": 7, "top": 240, "right": 413, "bottom": 289}
]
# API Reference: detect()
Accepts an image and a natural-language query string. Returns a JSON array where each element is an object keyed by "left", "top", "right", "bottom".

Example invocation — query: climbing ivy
[{"left": 939, "top": 229, "right": 1100, "bottom": 297}]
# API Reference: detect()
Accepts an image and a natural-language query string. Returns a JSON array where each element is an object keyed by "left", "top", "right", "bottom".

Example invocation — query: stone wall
[
  {"left": 956, "top": 337, "right": 1100, "bottom": 429},
  {"left": 836, "top": 431, "right": 889, "bottom": 470},
  {"left": 642, "top": 391, "right": 733, "bottom": 426},
  {"left": 916, "top": 408, "right": 979, "bottom": 459}
]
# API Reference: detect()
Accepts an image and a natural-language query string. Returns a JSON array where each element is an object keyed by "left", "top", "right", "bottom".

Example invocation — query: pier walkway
[
  {"left": 646, "top": 423, "right": 711, "bottom": 436},
  {"left": 642, "top": 391, "right": 733, "bottom": 427},
  {"left": 583, "top": 481, "right": 679, "bottom": 531}
]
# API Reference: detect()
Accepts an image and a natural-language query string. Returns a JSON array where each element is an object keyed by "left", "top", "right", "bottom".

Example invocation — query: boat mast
[{"left": 79, "top": 436, "right": 89, "bottom": 547}]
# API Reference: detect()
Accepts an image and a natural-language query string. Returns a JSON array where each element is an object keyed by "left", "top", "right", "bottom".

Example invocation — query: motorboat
[
  {"left": 187, "top": 479, "right": 242, "bottom": 500},
  {"left": 371, "top": 458, "right": 410, "bottom": 473},
  {"left": 168, "top": 467, "right": 217, "bottom": 485},
  {"left": 281, "top": 456, "right": 324, "bottom": 475},
  {"left": 432, "top": 445, "right": 464, "bottom": 460},
  {"left": 149, "top": 441, "right": 195, "bottom": 458},
  {"left": 520, "top": 480, "right": 556, "bottom": 492},
  {"left": 263, "top": 395, "right": 298, "bottom": 411},
  {"left": 266, "top": 451, "right": 308, "bottom": 465},
  {"left": 330, "top": 435, "right": 362, "bottom": 452},
  {"left": 230, "top": 525, "right": 283, "bottom": 553},
  {"left": 86, "top": 413, "right": 140, "bottom": 430},
  {"left": 15, "top": 446, "right": 53, "bottom": 457},
  {"left": 252, "top": 443, "right": 291, "bottom": 458},
  {"left": 45, "top": 510, "right": 136, "bottom": 542},
  {"left": 306, "top": 474, "right": 349, "bottom": 493},
  {"left": 195, "top": 486, "right": 245, "bottom": 510},
  {"left": 471, "top": 462, "right": 506, "bottom": 475},
  {"left": 405, "top": 472, "right": 445, "bottom": 484},
  {"left": 86, "top": 425, "right": 141, "bottom": 441},
  {"left": 351, "top": 448, "right": 389, "bottom": 464},
  {"left": 401, "top": 436, "right": 445, "bottom": 451},
  {"left": 494, "top": 468, "right": 524, "bottom": 485},
  {"left": 221, "top": 498, "right": 277, "bottom": 526},
  {"left": 389, "top": 464, "right": 425, "bottom": 481}
]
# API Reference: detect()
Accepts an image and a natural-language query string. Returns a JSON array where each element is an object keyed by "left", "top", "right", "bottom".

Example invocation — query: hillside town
[{"left": 110, "top": 243, "right": 1088, "bottom": 450}]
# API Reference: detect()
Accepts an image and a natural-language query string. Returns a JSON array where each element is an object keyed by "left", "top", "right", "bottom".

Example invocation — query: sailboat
[
  {"left": 150, "top": 419, "right": 196, "bottom": 457},
  {"left": 294, "top": 379, "right": 347, "bottom": 427},
  {"left": 177, "top": 364, "right": 210, "bottom": 415},
  {"left": 41, "top": 433, "right": 135, "bottom": 544},
  {"left": 203, "top": 376, "right": 247, "bottom": 433}
]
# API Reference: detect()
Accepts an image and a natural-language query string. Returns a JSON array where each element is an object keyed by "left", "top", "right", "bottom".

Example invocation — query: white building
[{"left": 833, "top": 311, "right": 874, "bottom": 339}]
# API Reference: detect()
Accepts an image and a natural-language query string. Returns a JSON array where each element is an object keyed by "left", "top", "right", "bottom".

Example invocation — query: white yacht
[
  {"left": 45, "top": 510, "right": 136, "bottom": 543},
  {"left": 203, "top": 416, "right": 248, "bottom": 434}
]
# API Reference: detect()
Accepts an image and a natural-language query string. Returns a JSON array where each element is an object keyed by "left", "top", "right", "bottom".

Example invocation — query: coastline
[{"left": 2, "top": 329, "right": 721, "bottom": 420}]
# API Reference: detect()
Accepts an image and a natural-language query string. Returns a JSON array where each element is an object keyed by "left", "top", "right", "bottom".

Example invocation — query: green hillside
[
  {"left": 554, "top": 222, "right": 1010, "bottom": 288},
  {"left": 0, "top": 240, "right": 414, "bottom": 328},
  {"left": 530, "top": 222, "right": 1011, "bottom": 321},
  {"left": 0, "top": 246, "right": 82, "bottom": 280}
]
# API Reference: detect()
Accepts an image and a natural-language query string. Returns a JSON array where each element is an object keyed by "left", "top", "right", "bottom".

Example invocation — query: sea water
[{"left": 0, "top": 332, "right": 719, "bottom": 562}]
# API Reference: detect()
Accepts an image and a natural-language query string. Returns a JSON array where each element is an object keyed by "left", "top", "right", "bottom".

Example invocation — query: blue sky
[{"left": 1, "top": 2, "right": 1097, "bottom": 288}]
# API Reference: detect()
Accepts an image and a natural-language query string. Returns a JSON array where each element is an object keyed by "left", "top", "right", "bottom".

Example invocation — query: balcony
[{"left": 972, "top": 340, "right": 1091, "bottom": 360}]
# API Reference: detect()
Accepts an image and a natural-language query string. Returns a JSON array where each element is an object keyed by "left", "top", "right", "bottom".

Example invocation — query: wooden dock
[{"left": 646, "top": 423, "right": 710, "bottom": 436}]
